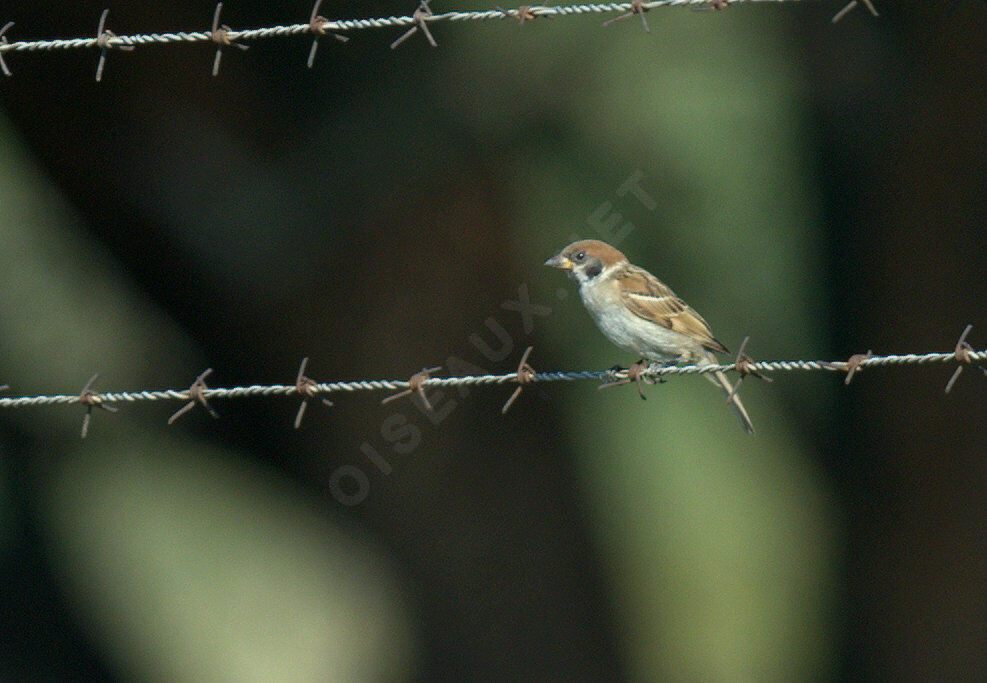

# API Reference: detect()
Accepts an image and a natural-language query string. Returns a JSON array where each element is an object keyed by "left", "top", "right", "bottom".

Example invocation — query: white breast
[{"left": 577, "top": 277, "right": 703, "bottom": 363}]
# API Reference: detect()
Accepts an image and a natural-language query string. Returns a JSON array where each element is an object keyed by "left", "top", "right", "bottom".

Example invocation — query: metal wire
[
  {"left": 0, "top": 1, "right": 813, "bottom": 60},
  {"left": 0, "top": 350, "right": 982, "bottom": 410}
]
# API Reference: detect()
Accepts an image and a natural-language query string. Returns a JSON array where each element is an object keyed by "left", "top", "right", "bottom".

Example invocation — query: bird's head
[{"left": 544, "top": 239, "right": 627, "bottom": 286}]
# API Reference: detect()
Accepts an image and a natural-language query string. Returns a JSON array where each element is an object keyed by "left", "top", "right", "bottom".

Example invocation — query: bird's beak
[{"left": 544, "top": 253, "right": 573, "bottom": 270}]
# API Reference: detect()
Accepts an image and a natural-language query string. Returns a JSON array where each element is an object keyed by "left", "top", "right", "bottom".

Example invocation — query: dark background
[{"left": 0, "top": 1, "right": 984, "bottom": 679}]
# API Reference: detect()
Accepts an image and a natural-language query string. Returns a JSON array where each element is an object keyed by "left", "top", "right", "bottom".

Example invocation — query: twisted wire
[
  {"left": 0, "top": 350, "right": 982, "bottom": 409},
  {"left": 1, "top": 1, "right": 804, "bottom": 57}
]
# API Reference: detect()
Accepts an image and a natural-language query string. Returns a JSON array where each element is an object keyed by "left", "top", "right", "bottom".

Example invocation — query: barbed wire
[
  {"left": 0, "top": 0, "right": 879, "bottom": 79},
  {"left": 1, "top": 336, "right": 984, "bottom": 436},
  {"left": 1, "top": 350, "right": 982, "bottom": 412}
]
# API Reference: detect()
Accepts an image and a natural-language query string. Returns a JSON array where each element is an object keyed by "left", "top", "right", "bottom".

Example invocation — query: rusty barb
[
  {"left": 168, "top": 368, "right": 220, "bottom": 424},
  {"left": 602, "top": 0, "right": 651, "bottom": 32},
  {"left": 307, "top": 0, "right": 349, "bottom": 68},
  {"left": 210, "top": 3, "right": 249, "bottom": 76},
  {"left": 294, "top": 356, "right": 334, "bottom": 428},
  {"left": 599, "top": 360, "right": 654, "bottom": 400},
  {"left": 502, "top": 346, "right": 537, "bottom": 414},
  {"left": 727, "top": 336, "right": 772, "bottom": 403},
  {"left": 78, "top": 373, "right": 118, "bottom": 439},
  {"left": 832, "top": 0, "right": 879, "bottom": 23},
  {"left": 497, "top": 5, "right": 537, "bottom": 24},
  {"left": 596, "top": 360, "right": 652, "bottom": 401},
  {"left": 390, "top": 1, "right": 437, "bottom": 50},
  {"left": 382, "top": 365, "right": 442, "bottom": 411},
  {"left": 836, "top": 350, "right": 874, "bottom": 385},
  {"left": 0, "top": 21, "right": 13, "bottom": 76},
  {"left": 94, "top": 9, "right": 134, "bottom": 82},
  {"left": 945, "top": 324, "right": 987, "bottom": 394}
]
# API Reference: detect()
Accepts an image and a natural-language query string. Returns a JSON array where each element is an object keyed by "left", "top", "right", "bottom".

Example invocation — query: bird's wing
[{"left": 615, "top": 264, "right": 729, "bottom": 354}]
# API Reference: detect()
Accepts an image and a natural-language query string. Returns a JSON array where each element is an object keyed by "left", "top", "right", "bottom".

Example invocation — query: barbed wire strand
[
  {"left": 0, "top": 0, "right": 874, "bottom": 73},
  {"left": 0, "top": 348, "right": 983, "bottom": 411}
]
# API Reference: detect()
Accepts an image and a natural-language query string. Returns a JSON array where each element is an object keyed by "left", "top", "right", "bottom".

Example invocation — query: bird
[{"left": 545, "top": 239, "right": 755, "bottom": 434}]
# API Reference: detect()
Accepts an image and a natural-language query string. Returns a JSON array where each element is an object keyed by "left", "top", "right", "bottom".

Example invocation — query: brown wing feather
[{"left": 615, "top": 265, "right": 729, "bottom": 354}]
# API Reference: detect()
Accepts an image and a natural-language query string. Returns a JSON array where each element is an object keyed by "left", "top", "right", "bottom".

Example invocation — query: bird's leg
[{"left": 599, "top": 360, "right": 655, "bottom": 399}]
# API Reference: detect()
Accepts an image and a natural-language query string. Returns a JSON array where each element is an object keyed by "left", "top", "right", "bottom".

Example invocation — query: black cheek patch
[{"left": 584, "top": 261, "right": 603, "bottom": 279}]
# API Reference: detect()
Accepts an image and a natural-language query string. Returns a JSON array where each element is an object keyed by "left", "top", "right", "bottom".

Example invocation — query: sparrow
[{"left": 545, "top": 239, "right": 755, "bottom": 434}]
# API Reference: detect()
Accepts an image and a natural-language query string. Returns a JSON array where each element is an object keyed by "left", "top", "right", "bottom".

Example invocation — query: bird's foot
[{"left": 599, "top": 360, "right": 655, "bottom": 399}]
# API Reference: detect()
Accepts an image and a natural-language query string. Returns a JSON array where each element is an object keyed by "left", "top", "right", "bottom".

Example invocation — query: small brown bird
[{"left": 545, "top": 239, "right": 755, "bottom": 434}]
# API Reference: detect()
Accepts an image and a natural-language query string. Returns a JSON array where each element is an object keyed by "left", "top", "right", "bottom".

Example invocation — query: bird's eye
[{"left": 574, "top": 251, "right": 586, "bottom": 262}]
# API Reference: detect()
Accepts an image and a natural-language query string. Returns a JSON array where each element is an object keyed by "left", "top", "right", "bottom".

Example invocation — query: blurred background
[{"left": 0, "top": 0, "right": 984, "bottom": 679}]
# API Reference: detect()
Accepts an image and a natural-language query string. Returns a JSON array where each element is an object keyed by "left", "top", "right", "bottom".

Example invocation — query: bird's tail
[{"left": 700, "top": 353, "right": 755, "bottom": 435}]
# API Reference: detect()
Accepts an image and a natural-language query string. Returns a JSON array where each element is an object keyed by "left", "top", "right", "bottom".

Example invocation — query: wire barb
[
  {"left": 502, "top": 346, "right": 536, "bottom": 414},
  {"left": 836, "top": 350, "right": 873, "bottom": 385},
  {"left": 294, "top": 356, "right": 333, "bottom": 428},
  {"left": 497, "top": 5, "right": 537, "bottom": 24},
  {"left": 390, "top": 1, "right": 437, "bottom": 50},
  {"left": 381, "top": 365, "right": 442, "bottom": 411},
  {"left": 599, "top": 360, "right": 654, "bottom": 400},
  {"left": 945, "top": 324, "right": 987, "bottom": 393},
  {"left": 95, "top": 9, "right": 134, "bottom": 82},
  {"left": 210, "top": 2, "right": 248, "bottom": 76},
  {"left": 78, "top": 373, "right": 118, "bottom": 439},
  {"left": 168, "top": 368, "right": 220, "bottom": 424},
  {"left": 602, "top": 0, "right": 650, "bottom": 33},
  {"left": 832, "top": 0, "right": 879, "bottom": 24},
  {"left": 307, "top": 0, "right": 349, "bottom": 69},
  {"left": 0, "top": 21, "right": 13, "bottom": 77},
  {"left": 727, "top": 335, "right": 772, "bottom": 403}
]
